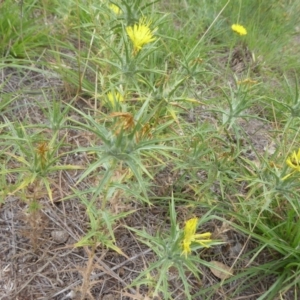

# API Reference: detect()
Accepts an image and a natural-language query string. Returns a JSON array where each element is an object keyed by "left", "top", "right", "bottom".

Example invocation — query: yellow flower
[
  {"left": 182, "top": 217, "right": 212, "bottom": 257},
  {"left": 109, "top": 4, "right": 121, "bottom": 15},
  {"left": 126, "top": 18, "right": 156, "bottom": 54},
  {"left": 286, "top": 149, "right": 300, "bottom": 172},
  {"left": 237, "top": 78, "right": 258, "bottom": 85},
  {"left": 107, "top": 91, "right": 124, "bottom": 107},
  {"left": 282, "top": 149, "right": 300, "bottom": 180},
  {"left": 231, "top": 24, "right": 247, "bottom": 36}
]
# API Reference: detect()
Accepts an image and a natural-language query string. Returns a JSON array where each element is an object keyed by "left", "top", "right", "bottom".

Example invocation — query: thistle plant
[
  {"left": 127, "top": 197, "right": 223, "bottom": 299},
  {"left": 0, "top": 121, "right": 82, "bottom": 204},
  {"left": 67, "top": 98, "right": 177, "bottom": 204},
  {"left": 108, "top": 15, "right": 159, "bottom": 81},
  {"left": 211, "top": 81, "right": 261, "bottom": 130}
]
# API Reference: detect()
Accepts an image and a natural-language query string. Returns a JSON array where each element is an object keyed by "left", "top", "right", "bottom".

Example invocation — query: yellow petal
[{"left": 231, "top": 24, "right": 247, "bottom": 36}]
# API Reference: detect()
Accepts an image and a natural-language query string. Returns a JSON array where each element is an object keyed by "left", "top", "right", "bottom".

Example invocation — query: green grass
[{"left": 1, "top": 0, "right": 300, "bottom": 299}]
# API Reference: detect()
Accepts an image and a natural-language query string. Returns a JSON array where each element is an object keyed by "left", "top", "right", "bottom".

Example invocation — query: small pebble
[{"left": 51, "top": 230, "right": 69, "bottom": 244}]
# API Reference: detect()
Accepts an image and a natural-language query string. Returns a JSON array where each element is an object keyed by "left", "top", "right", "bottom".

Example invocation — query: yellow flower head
[
  {"left": 286, "top": 149, "right": 300, "bottom": 172},
  {"left": 109, "top": 4, "right": 121, "bottom": 15},
  {"left": 231, "top": 24, "right": 247, "bottom": 36},
  {"left": 126, "top": 18, "right": 156, "bottom": 55},
  {"left": 237, "top": 78, "right": 258, "bottom": 85},
  {"left": 107, "top": 91, "right": 124, "bottom": 107},
  {"left": 182, "top": 217, "right": 212, "bottom": 258}
]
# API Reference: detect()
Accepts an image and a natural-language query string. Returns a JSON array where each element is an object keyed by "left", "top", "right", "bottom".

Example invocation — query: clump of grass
[{"left": 0, "top": 0, "right": 51, "bottom": 59}]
